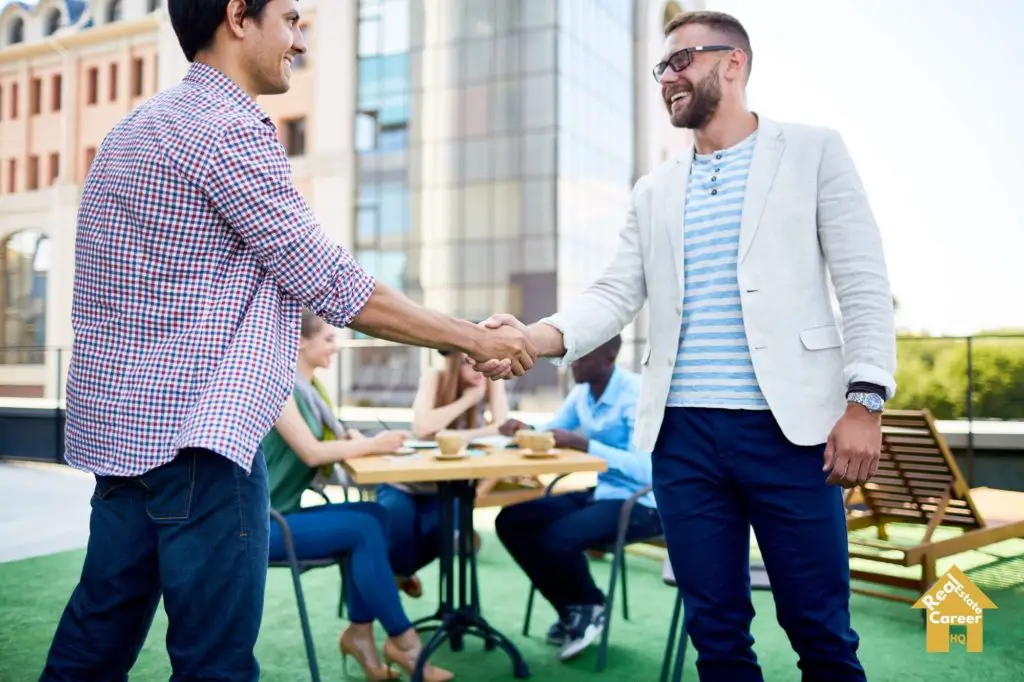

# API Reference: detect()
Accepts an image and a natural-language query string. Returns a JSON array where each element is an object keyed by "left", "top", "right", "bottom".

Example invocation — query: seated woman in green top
[{"left": 264, "top": 310, "right": 454, "bottom": 682}]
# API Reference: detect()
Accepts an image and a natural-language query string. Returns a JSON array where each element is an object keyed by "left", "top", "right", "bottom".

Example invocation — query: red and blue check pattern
[{"left": 65, "top": 62, "right": 375, "bottom": 477}]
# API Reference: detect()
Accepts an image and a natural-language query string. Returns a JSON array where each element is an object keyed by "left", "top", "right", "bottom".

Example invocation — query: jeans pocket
[
  {"left": 93, "top": 476, "right": 129, "bottom": 500},
  {"left": 144, "top": 451, "right": 197, "bottom": 521}
]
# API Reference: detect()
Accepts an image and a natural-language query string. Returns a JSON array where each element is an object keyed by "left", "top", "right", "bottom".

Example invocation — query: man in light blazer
[{"left": 479, "top": 11, "right": 895, "bottom": 682}]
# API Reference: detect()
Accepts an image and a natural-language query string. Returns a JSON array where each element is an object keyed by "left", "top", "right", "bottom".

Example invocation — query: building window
[
  {"left": 30, "top": 78, "right": 41, "bottom": 115},
  {"left": 87, "top": 68, "right": 98, "bottom": 105},
  {"left": 132, "top": 58, "right": 144, "bottom": 97},
  {"left": 282, "top": 118, "right": 306, "bottom": 156},
  {"left": 5, "top": 159, "right": 14, "bottom": 193},
  {"left": 354, "top": 111, "right": 378, "bottom": 152},
  {"left": 44, "top": 9, "right": 62, "bottom": 36},
  {"left": 1, "top": 230, "right": 50, "bottom": 365},
  {"left": 51, "top": 74, "right": 62, "bottom": 111},
  {"left": 106, "top": 0, "right": 123, "bottom": 23},
  {"left": 48, "top": 153, "right": 59, "bottom": 185},
  {"left": 10, "top": 82, "right": 18, "bottom": 119},
  {"left": 6, "top": 17, "right": 24, "bottom": 46},
  {"left": 109, "top": 63, "right": 119, "bottom": 102},
  {"left": 27, "top": 156, "right": 39, "bottom": 190}
]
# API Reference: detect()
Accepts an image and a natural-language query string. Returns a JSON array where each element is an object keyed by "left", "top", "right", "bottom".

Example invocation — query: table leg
[{"left": 410, "top": 480, "right": 531, "bottom": 681}]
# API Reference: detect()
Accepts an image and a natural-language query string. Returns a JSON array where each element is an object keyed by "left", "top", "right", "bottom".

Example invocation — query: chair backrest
[{"left": 862, "top": 409, "right": 985, "bottom": 530}]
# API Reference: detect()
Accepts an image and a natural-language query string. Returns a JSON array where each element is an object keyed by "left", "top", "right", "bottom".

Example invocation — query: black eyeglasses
[{"left": 652, "top": 45, "right": 735, "bottom": 81}]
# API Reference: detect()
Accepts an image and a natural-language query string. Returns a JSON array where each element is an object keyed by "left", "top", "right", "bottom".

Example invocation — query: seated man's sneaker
[
  {"left": 546, "top": 618, "right": 569, "bottom": 646},
  {"left": 558, "top": 604, "right": 606, "bottom": 661}
]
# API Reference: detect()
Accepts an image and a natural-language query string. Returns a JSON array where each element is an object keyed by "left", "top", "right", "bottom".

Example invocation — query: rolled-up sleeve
[{"left": 205, "top": 121, "right": 375, "bottom": 328}]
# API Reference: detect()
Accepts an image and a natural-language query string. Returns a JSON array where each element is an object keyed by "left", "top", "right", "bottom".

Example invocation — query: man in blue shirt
[{"left": 495, "top": 335, "right": 661, "bottom": 661}]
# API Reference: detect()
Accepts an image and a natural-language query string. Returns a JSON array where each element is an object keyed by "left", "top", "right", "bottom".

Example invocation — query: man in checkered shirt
[{"left": 39, "top": 1, "right": 535, "bottom": 680}]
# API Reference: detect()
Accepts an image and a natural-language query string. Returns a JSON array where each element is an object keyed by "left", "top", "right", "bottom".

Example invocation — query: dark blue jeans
[
  {"left": 495, "top": 488, "right": 663, "bottom": 619},
  {"left": 41, "top": 447, "right": 270, "bottom": 682},
  {"left": 653, "top": 408, "right": 865, "bottom": 682},
  {"left": 374, "top": 484, "right": 441, "bottom": 578},
  {"left": 269, "top": 502, "right": 412, "bottom": 636}
]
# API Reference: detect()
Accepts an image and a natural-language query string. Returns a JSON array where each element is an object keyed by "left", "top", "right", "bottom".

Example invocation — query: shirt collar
[
  {"left": 183, "top": 62, "right": 272, "bottom": 125},
  {"left": 586, "top": 366, "right": 624, "bottom": 408}
]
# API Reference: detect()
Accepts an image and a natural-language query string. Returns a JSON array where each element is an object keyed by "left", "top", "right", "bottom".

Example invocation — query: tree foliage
[{"left": 888, "top": 333, "right": 1024, "bottom": 420}]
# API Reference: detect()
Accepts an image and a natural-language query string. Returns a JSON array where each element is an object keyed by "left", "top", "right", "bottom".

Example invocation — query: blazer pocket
[
  {"left": 641, "top": 345, "right": 652, "bottom": 366},
  {"left": 799, "top": 325, "right": 842, "bottom": 350}
]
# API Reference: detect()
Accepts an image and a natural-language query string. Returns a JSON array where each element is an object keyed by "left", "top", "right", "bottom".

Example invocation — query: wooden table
[{"left": 342, "top": 447, "right": 607, "bottom": 681}]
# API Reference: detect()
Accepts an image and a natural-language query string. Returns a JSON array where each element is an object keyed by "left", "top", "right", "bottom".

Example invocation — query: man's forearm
[
  {"left": 526, "top": 321, "right": 566, "bottom": 358},
  {"left": 349, "top": 283, "right": 482, "bottom": 356}
]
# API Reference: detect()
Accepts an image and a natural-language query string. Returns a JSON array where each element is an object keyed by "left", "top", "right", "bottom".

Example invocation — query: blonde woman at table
[
  {"left": 263, "top": 310, "right": 454, "bottom": 682},
  {"left": 375, "top": 349, "right": 509, "bottom": 594}
]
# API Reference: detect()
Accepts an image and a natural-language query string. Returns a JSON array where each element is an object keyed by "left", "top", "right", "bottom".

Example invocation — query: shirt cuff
[
  {"left": 843, "top": 362, "right": 897, "bottom": 401},
  {"left": 536, "top": 314, "right": 575, "bottom": 367}
]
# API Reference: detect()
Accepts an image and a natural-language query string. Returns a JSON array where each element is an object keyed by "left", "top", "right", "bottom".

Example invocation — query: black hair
[
  {"left": 168, "top": 0, "right": 271, "bottom": 62},
  {"left": 599, "top": 334, "right": 623, "bottom": 358}
]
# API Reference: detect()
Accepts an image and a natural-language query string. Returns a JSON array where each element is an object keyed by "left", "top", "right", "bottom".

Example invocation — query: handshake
[{"left": 464, "top": 313, "right": 553, "bottom": 381}]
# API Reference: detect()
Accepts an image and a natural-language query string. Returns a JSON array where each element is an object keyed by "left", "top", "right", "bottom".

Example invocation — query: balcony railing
[{"left": 3, "top": 333, "right": 1022, "bottom": 420}]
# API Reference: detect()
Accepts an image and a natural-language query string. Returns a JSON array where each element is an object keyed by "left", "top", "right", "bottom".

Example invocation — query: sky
[
  {"left": 710, "top": 0, "right": 1024, "bottom": 335},
  {"left": 4, "top": 0, "right": 1022, "bottom": 335}
]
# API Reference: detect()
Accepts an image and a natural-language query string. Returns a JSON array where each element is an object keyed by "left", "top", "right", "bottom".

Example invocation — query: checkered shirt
[{"left": 65, "top": 62, "right": 376, "bottom": 477}]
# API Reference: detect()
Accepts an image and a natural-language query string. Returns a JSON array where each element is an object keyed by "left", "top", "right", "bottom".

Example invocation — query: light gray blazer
[{"left": 542, "top": 116, "right": 897, "bottom": 451}]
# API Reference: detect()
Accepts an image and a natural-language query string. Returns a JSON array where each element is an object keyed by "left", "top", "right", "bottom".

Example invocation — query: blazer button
[{"left": 666, "top": 358, "right": 673, "bottom": 367}]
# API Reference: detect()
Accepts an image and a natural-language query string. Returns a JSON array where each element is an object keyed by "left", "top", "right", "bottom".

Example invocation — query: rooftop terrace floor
[{"left": 0, "top": 461, "right": 1021, "bottom": 680}]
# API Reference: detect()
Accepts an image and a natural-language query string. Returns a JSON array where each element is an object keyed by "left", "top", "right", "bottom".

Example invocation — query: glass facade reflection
[
  {"left": 556, "top": 0, "right": 641, "bottom": 368},
  {"left": 352, "top": 0, "right": 420, "bottom": 403},
  {"left": 351, "top": 0, "right": 647, "bottom": 404}
]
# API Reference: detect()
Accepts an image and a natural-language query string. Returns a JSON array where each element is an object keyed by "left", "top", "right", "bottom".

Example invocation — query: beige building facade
[{"left": 0, "top": 0, "right": 702, "bottom": 406}]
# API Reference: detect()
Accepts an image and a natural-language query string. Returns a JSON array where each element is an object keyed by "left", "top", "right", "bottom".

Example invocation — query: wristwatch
[{"left": 847, "top": 391, "right": 885, "bottom": 414}]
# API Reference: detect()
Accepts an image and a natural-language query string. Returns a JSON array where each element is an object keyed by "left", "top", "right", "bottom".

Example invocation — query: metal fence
[{"left": 3, "top": 333, "right": 1023, "bottom": 420}]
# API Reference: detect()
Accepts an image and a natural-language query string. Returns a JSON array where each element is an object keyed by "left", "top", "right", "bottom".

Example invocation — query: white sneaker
[{"left": 558, "top": 604, "right": 605, "bottom": 661}]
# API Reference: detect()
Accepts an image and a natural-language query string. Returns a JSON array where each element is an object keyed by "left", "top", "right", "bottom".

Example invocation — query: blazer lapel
[
  {"left": 738, "top": 119, "right": 785, "bottom": 264},
  {"left": 661, "top": 152, "right": 692, "bottom": 295}
]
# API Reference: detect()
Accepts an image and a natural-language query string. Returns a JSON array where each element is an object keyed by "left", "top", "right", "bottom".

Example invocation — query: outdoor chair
[
  {"left": 270, "top": 484, "right": 352, "bottom": 682},
  {"left": 660, "top": 556, "right": 689, "bottom": 682},
  {"left": 846, "top": 408, "right": 1024, "bottom": 604},
  {"left": 521, "top": 474, "right": 665, "bottom": 671}
]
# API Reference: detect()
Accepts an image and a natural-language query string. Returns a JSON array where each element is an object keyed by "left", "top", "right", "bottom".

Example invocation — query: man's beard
[{"left": 666, "top": 69, "right": 722, "bottom": 130}]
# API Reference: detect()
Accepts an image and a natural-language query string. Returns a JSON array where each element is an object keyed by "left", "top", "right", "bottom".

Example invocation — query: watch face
[{"left": 852, "top": 392, "right": 884, "bottom": 412}]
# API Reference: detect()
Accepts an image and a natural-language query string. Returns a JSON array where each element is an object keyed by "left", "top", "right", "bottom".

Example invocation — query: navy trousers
[
  {"left": 495, "top": 488, "right": 663, "bottom": 619},
  {"left": 653, "top": 408, "right": 865, "bottom": 682},
  {"left": 41, "top": 447, "right": 270, "bottom": 682}
]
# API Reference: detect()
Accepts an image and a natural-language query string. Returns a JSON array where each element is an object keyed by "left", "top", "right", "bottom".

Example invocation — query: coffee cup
[
  {"left": 521, "top": 430, "right": 555, "bottom": 454},
  {"left": 435, "top": 431, "right": 465, "bottom": 456}
]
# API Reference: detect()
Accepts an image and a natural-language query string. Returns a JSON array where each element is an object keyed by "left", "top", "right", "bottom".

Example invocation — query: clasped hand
[{"left": 467, "top": 313, "right": 537, "bottom": 380}]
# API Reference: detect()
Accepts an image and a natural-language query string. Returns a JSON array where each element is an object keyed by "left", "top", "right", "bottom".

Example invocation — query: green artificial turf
[{"left": 1, "top": 519, "right": 1021, "bottom": 681}]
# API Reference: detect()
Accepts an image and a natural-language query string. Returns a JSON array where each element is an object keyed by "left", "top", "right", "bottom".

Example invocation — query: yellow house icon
[{"left": 912, "top": 565, "right": 997, "bottom": 653}]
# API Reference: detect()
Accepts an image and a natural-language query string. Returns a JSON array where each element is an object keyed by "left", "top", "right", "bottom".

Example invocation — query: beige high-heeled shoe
[
  {"left": 382, "top": 638, "right": 454, "bottom": 681},
  {"left": 339, "top": 630, "right": 400, "bottom": 681}
]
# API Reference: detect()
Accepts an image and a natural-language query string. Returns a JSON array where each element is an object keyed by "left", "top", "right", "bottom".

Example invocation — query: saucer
[
  {"left": 433, "top": 450, "right": 470, "bottom": 460},
  {"left": 520, "top": 449, "right": 559, "bottom": 458}
]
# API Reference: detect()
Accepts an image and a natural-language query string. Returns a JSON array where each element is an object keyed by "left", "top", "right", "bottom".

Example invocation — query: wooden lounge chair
[{"left": 845, "top": 409, "right": 1024, "bottom": 604}]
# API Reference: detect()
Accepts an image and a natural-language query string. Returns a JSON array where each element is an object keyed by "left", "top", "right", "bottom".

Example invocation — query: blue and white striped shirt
[{"left": 667, "top": 132, "right": 769, "bottom": 410}]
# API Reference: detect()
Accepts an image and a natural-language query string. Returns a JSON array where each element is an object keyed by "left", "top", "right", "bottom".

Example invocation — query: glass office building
[{"left": 349, "top": 0, "right": 684, "bottom": 405}]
